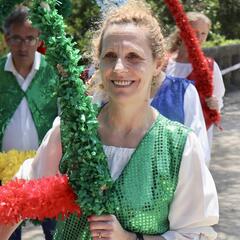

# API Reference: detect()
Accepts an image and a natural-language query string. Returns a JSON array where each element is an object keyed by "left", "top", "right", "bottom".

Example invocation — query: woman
[
  {"left": 165, "top": 11, "right": 225, "bottom": 152},
  {"left": 1, "top": 1, "right": 218, "bottom": 239}
]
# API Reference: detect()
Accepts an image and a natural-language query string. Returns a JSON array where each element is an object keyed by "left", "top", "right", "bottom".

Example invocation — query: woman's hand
[
  {"left": 88, "top": 214, "right": 136, "bottom": 240},
  {"left": 205, "top": 96, "right": 219, "bottom": 111}
]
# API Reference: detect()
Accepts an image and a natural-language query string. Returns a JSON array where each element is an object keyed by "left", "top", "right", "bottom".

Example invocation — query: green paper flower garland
[
  {"left": 31, "top": 0, "right": 113, "bottom": 216},
  {"left": 1, "top": 0, "right": 113, "bottom": 216}
]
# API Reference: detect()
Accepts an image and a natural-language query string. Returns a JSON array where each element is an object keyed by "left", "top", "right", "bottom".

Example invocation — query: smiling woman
[
  {"left": 98, "top": 23, "right": 162, "bottom": 104},
  {"left": 54, "top": 1, "right": 219, "bottom": 239}
]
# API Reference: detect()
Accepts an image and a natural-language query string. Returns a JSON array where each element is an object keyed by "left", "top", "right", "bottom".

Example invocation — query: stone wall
[{"left": 203, "top": 44, "right": 240, "bottom": 91}]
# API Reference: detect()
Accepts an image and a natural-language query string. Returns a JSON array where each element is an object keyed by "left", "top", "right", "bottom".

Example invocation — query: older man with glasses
[{"left": 0, "top": 5, "right": 59, "bottom": 240}]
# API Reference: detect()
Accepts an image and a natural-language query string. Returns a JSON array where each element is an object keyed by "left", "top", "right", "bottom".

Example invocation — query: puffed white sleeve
[
  {"left": 213, "top": 61, "right": 225, "bottom": 110},
  {"left": 184, "top": 84, "right": 210, "bottom": 166},
  {"left": 161, "top": 132, "right": 219, "bottom": 240},
  {"left": 15, "top": 117, "right": 62, "bottom": 180}
]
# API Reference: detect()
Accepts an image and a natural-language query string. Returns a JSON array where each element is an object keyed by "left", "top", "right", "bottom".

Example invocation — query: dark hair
[{"left": 3, "top": 6, "right": 29, "bottom": 35}]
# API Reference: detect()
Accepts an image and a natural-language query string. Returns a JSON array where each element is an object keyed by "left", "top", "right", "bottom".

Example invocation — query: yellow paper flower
[{"left": 0, "top": 150, "right": 36, "bottom": 184}]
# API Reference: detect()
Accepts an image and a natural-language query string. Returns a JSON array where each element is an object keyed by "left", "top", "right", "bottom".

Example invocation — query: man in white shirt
[{"left": 0, "top": 6, "right": 59, "bottom": 240}]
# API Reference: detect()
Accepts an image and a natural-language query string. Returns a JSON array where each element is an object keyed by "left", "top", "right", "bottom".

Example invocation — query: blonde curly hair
[{"left": 88, "top": 0, "right": 166, "bottom": 98}]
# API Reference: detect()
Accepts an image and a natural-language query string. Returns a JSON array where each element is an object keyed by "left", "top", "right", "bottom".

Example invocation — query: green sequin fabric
[
  {"left": 0, "top": 56, "right": 58, "bottom": 148},
  {"left": 54, "top": 115, "right": 190, "bottom": 239}
]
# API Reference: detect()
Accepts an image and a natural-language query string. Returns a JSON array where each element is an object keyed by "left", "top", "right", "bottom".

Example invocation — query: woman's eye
[
  {"left": 126, "top": 52, "right": 141, "bottom": 60},
  {"left": 104, "top": 52, "right": 117, "bottom": 59}
]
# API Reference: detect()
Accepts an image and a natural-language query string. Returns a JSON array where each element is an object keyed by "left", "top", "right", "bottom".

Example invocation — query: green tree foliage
[
  {"left": 56, "top": 0, "right": 73, "bottom": 17},
  {"left": 146, "top": 0, "right": 220, "bottom": 38},
  {"left": 65, "top": 0, "right": 100, "bottom": 61},
  {"left": 0, "top": 32, "right": 7, "bottom": 56},
  {"left": 66, "top": 0, "right": 222, "bottom": 63},
  {"left": 218, "top": 0, "right": 240, "bottom": 39}
]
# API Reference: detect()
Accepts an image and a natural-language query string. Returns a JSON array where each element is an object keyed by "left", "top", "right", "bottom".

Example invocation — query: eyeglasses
[{"left": 8, "top": 36, "right": 39, "bottom": 46}]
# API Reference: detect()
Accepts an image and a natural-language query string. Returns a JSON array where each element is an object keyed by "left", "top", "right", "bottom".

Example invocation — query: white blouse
[{"left": 16, "top": 117, "right": 219, "bottom": 240}]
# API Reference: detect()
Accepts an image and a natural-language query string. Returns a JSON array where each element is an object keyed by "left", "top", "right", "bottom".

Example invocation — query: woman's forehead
[
  {"left": 101, "top": 24, "right": 150, "bottom": 50},
  {"left": 190, "top": 19, "right": 210, "bottom": 29}
]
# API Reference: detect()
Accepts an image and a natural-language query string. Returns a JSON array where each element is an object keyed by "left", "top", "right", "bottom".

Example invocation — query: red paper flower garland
[
  {"left": 164, "top": 0, "right": 221, "bottom": 128},
  {"left": 0, "top": 175, "right": 81, "bottom": 224}
]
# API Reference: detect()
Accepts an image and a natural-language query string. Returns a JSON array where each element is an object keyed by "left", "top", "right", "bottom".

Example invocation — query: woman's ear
[{"left": 154, "top": 58, "right": 163, "bottom": 77}]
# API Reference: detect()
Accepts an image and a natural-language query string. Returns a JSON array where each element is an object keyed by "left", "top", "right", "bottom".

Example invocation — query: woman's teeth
[{"left": 112, "top": 80, "right": 132, "bottom": 86}]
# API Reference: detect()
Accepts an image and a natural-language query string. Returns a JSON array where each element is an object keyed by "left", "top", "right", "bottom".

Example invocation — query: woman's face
[
  {"left": 190, "top": 19, "right": 210, "bottom": 45},
  {"left": 99, "top": 23, "right": 161, "bottom": 103}
]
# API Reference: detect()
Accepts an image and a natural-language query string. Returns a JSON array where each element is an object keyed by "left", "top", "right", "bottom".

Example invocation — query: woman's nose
[
  {"left": 195, "top": 32, "right": 201, "bottom": 40},
  {"left": 114, "top": 58, "right": 126, "bottom": 72}
]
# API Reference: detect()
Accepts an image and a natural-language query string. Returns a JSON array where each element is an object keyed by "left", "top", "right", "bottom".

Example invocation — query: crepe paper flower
[{"left": 0, "top": 175, "right": 81, "bottom": 224}]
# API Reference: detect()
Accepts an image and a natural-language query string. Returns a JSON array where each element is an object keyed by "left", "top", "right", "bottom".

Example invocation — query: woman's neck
[
  {"left": 106, "top": 102, "right": 154, "bottom": 129},
  {"left": 98, "top": 100, "right": 158, "bottom": 147}
]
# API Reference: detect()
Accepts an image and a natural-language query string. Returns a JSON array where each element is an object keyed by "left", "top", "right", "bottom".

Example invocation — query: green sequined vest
[
  {"left": 0, "top": 56, "right": 58, "bottom": 149},
  {"left": 54, "top": 115, "right": 190, "bottom": 239}
]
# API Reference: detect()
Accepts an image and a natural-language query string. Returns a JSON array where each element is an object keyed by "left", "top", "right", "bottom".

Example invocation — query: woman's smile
[{"left": 111, "top": 80, "right": 135, "bottom": 87}]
